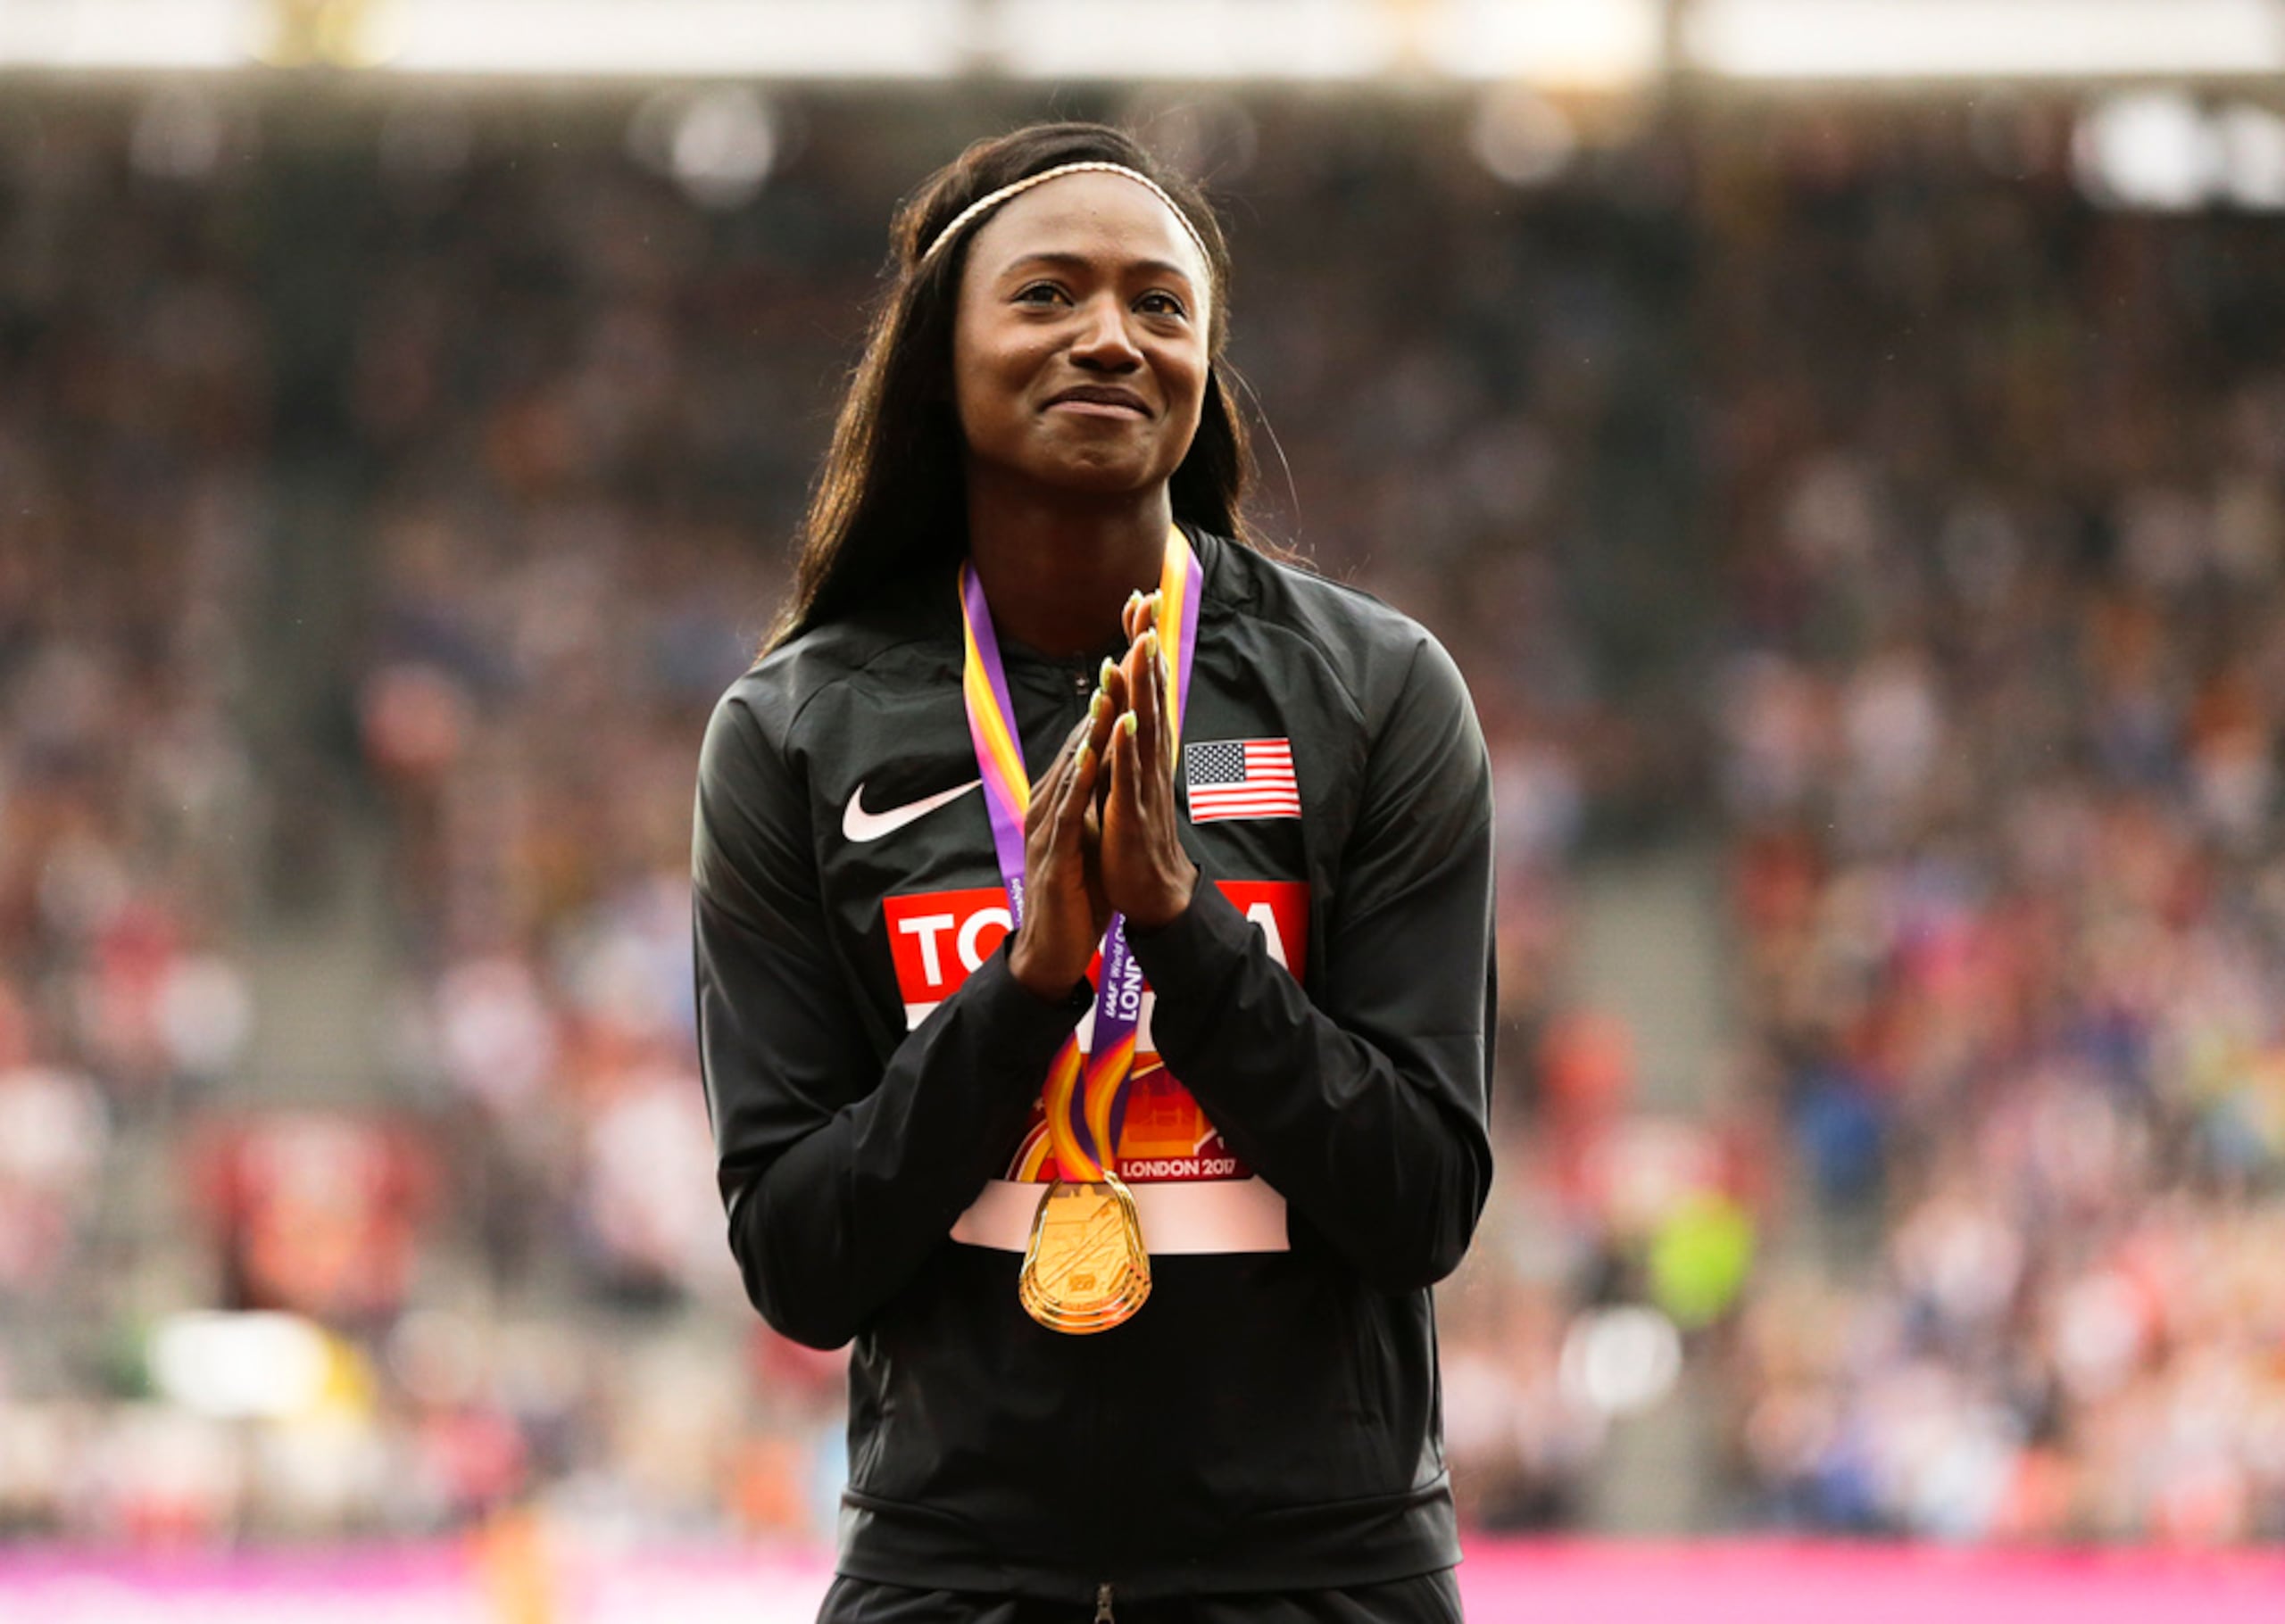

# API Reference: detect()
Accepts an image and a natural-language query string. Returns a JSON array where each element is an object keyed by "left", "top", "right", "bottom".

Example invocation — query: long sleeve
[
  {"left": 692, "top": 689, "right": 1087, "bottom": 1349},
  {"left": 1127, "top": 632, "right": 1496, "bottom": 1293}
]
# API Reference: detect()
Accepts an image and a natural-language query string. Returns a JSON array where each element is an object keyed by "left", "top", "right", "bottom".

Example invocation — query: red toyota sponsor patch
[
  {"left": 881, "top": 881, "right": 1309, "bottom": 1183},
  {"left": 883, "top": 887, "right": 1016, "bottom": 1003}
]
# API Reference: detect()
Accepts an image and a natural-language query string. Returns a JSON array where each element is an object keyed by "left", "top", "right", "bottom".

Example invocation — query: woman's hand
[
  {"left": 1100, "top": 591, "right": 1199, "bottom": 931},
  {"left": 1007, "top": 692, "right": 1117, "bottom": 1000}
]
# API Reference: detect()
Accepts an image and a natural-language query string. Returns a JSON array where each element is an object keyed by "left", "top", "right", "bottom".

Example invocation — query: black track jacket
[{"left": 693, "top": 527, "right": 1496, "bottom": 1605}]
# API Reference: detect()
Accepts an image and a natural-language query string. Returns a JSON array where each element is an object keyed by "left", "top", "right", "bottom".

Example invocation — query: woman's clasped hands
[{"left": 1007, "top": 590, "right": 1199, "bottom": 1001}]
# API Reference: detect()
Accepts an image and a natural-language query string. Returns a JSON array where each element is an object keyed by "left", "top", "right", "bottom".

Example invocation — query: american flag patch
[{"left": 1184, "top": 739, "right": 1301, "bottom": 823}]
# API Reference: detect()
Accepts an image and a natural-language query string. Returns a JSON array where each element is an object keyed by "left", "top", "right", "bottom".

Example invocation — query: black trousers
[{"left": 818, "top": 1570, "right": 1465, "bottom": 1624}]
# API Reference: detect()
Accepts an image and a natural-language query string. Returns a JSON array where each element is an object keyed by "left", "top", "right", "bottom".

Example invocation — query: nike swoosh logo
[{"left": 843, "top": 778, "right": 982, "bottom": 843}]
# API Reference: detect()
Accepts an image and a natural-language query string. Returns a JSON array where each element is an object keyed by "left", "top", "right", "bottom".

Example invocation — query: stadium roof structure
[{"left": 0, "top": 0, "right": 2281, "bottom": 86}]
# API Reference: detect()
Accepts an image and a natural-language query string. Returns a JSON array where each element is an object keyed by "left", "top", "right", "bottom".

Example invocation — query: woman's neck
[{"left": 964, "top": 476, "right": 1171, "bottom": 659}]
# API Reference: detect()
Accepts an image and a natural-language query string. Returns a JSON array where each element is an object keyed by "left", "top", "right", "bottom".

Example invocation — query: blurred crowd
[
  {"left": 1702, "top": 111, "right": 2285, "bottom": 1541},
  {"left": 0, "top": 113, "right": 268, "bottom": 1537},
  {"left": 2, "top": 90, "right": 2281, "bottom": 1552}
]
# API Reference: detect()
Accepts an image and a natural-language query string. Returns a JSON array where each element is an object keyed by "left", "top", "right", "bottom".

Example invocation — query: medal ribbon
[{"left": 960, "top": 523, "right": 1204, "bottom": 1182}]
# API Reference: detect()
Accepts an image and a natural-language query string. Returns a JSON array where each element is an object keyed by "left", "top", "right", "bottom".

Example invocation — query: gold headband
[{"left": 918, "top": 160, "right": 1210, "bottom": 270}]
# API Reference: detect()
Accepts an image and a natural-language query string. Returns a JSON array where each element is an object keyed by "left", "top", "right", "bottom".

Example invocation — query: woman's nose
[{"left": 1067, "top": 297, "right": 1142, "bottom": 370}]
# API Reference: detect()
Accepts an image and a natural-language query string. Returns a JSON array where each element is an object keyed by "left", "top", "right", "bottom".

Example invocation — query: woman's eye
[
  {"left": 1137, "top": 292, "right": 1187, "bottom": 318},
  {"left": 1014, "top": 283, "right": 1068, "bottom": 305}
]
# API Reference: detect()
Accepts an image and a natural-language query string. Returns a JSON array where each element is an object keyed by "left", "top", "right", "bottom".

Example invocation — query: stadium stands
[{"left": 3, "top": 90, "right": 2281, "bottom": 1549}]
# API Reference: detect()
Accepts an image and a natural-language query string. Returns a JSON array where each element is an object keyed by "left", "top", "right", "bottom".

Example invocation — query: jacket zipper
[{"left": 1081, "top": 651, "right": 1112, "bottom": 1624}]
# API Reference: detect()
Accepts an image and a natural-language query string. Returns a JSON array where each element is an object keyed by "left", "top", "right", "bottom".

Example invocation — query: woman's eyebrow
[{"left": 1000, "top": 249, "right": 1197, "bottom": 286}]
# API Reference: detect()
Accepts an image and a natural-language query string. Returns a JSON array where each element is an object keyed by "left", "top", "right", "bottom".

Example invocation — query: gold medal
[{"left": 1018, "top": 1175, "right": 1151, "bottom": 1334}]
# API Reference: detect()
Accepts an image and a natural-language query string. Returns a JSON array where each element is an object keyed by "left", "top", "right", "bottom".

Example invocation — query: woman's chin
[
  {"left": 969, "top": 434, "right": 1185, "bottom": 502},
  {"left": 1022, "top": 452, "right": 1168, "bottom": 500}
]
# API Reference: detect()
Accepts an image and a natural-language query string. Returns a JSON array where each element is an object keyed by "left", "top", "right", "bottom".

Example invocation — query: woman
[{"left": 693, "top": 122, "right": 1494, "bottom": 1622}]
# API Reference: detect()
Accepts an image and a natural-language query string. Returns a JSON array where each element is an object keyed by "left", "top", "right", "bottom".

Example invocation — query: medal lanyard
[{"left": 960, "top": 524, "right": 1203, "bottom": 1183}]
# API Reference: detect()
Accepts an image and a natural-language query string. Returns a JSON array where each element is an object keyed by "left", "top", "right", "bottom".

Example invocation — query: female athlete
[{"left": 693, "top": 121, "right": 1495, "bottom": 1622}]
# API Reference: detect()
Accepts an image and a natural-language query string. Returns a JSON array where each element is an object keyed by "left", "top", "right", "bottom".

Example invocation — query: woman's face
[{"left": 951, "top": 171, "right": 1212, "bottom": 503}]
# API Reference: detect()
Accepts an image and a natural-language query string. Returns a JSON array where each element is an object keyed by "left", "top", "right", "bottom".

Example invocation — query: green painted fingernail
[
  {"left": 1120, "top": 711, "right": 1138, "bottom": 737},
  {"left": 1077, "top": 742, "right": 1093, "bottom": 770},
  {"left": 1101, "top": 657, "right": 1118, "bottom": 687}
]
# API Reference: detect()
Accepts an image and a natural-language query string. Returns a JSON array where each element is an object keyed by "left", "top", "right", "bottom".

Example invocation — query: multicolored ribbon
[{"left": 960, "top": 523, "right": 1203, "bottom": 1182}]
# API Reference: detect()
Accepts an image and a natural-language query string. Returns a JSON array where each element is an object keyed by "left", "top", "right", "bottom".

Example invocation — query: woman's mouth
[{"left": 1045, "top": 385, "right": 1151, "bottom": 418}]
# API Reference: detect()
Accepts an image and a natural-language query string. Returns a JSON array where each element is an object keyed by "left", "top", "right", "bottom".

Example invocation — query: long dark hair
[{"left": 768, "top": 122, "right": 1256, "bottom": 650}]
